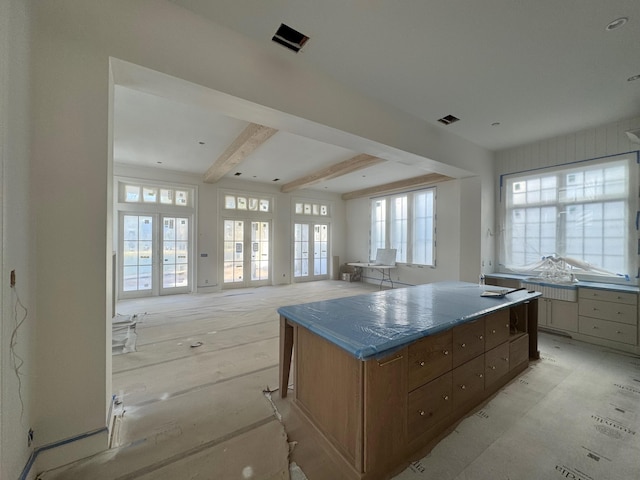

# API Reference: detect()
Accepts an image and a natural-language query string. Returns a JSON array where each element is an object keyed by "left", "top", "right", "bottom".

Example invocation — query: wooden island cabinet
[{"left": 278, "top": 282, "right": 540, "bottom": 480}]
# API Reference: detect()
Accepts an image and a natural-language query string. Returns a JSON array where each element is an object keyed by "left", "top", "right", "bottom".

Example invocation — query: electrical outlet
[{"left": 10, "top": 270, "right": 16, "bottom": 287}]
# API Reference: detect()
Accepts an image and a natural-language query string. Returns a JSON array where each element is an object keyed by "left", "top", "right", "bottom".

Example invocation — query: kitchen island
[{"left": 278, "top": 281, "right": 540, "bottom": 479}]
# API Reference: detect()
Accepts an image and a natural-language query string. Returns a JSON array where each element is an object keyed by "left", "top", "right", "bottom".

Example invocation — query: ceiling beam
[
  {"left": 203, "top": 123, "right": 278, "bottom": 184},
  {"left": 341, "top": 173, "right": 452, "bottom": 200},
  {"left": 280, "top": 154, "right": 385, "bottom": 193}
]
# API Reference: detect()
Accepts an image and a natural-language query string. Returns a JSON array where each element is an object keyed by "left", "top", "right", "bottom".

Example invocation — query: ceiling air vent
[
  {"left": 437, "top": 114, "right": 460, "bottom": 126},
  {"left": 272, "top": 23, "right": 309, "bottom": 53}
]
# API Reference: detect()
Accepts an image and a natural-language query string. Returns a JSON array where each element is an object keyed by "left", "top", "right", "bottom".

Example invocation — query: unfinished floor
[{"left": 39, "top": 281, "right": 639, "bottom": 480}]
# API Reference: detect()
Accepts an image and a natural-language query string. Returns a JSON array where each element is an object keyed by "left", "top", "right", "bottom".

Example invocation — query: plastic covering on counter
[{"left": 277, "top": 281, "right": 540, "bottom": 360}]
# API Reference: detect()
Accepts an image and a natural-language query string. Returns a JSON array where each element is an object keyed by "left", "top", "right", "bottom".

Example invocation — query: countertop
[
  {"left": 485, "top": 273, "right": 639, "bottom": 294},
  {"left": 278, "top": 281, "right": 541, "bottom": 360}
]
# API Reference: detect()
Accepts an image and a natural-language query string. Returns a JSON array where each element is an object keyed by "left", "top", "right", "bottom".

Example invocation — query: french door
[
  {"left": 223, "top": 219, "right": 271, "bottom": 288},
  {"left": 293, "top": 223, "right": 329, "bottom": 282},
  {"left": 120, "top": 213, "right": 191, "bottom": 298}
]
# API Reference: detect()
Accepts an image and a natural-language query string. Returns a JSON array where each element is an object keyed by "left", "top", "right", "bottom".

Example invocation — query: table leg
[
  {"left": 279, "top": 315, "right": 294, "bottom": 398},
  {"left": 527, "top": 299, "right": 540, "bottom": 360}
]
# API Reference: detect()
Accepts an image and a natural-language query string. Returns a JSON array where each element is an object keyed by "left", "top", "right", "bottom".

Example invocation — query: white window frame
[
  {"left": 369, "top": 187, "right": 436, "bottom": 266},
  {"left": 499, "top": 153, "right": 637, "bottom": 282}
]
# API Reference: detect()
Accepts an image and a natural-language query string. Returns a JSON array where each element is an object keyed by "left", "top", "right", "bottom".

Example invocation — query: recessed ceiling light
[
  {"left": 491, "top": 122, "right": 501, "bottom": 127},
  {"left": 627, "top": 74, "right": 640, "bottom": 82},
  {"left": 606, "top": 17, "right": 628, "bottom": 31}
]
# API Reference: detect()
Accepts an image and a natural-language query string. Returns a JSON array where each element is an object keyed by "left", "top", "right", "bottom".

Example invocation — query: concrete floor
[
  {"left": 38, "top": 280, "right": 378, "bottom": 480},
  {"left": 38, "top": 281, "right": 640, "bottom": 480}
]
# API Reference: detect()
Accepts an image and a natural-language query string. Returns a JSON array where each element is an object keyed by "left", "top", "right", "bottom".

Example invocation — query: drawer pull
[
  {"left": 616, "top": 330, "right": 622, "bottom": 334},
  {"left": 459, "top": 384, "right": 466, "bottom": 390},
  {"left": 419, "top": 361, "right": 425, "bottom": 366},
  {"left": 592, "top": 326, "right": 598, "bottom": 329},
  {"left": 491, "top": 329, "right": 496, "bottom": 334},
  {"left": 490, "top": 365, "right": 496, "bottom": 370},
  {"left": 617, "top": 312, "right": 622, "bottom": 315},
  {"left": 592, "top": 308, "right": 598, "bottom": 311},
  {"left": 502, "top": 357, "right": 509, "bottom": 362},
  {"left": 443, "top": 395, "right": 449, "bottom": 401},
  {"left": 419, "top": 410, "right": 425, "bottom": 416},
  {"left": 478, "top": 335, "right": 484, "bottom": 340},
  {"left": 461, "top": 343, "right": 466, "bottom": 348},
  {"left": 443, "top": 350, "right": 449, "bottom": 355},
  {"left": 478, "top": 373, "right": 484, "bottom": 378},
  {"left": 505, "top": 324, "right": 509, "bottom": 328},
  {"left": 378, "top": 355, "right": 403, "bottom": 367}
]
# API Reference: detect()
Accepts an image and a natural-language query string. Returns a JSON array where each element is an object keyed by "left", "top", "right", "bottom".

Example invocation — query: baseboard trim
[{"left": 20, "top": 426, "right": 108, "bottom": 480}]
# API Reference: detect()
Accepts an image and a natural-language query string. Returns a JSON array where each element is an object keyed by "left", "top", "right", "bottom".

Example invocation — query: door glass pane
[
  {"left": 224, "top": 220, "right": 244, "bottom": 283},
  {"left": 122, "top": 214, "right": 153, "bottom": 292},
  {"left": 162, "top": 217, "right": 189, "bottom": 289},
  {"left": 314, "top": 224, "right": 328, "bottom": 275},
  {"left": 294, "top": 223, "right": 310, "bottom": 278},
  {"left": 251, "top": 221, "right": 270, "bottom": 281}
]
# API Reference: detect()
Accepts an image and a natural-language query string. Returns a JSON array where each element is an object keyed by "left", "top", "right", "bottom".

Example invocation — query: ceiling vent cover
[
  {"left": 437, "top": 114, "right": 460, "bottom": 125},
  {"left": 272, "top": 23, "right": 309, "bottom": 52}
]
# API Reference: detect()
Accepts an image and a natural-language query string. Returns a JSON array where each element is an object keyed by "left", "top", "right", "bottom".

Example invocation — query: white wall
[
  {"left": 114, "top": 164, "right": 347, "bottom": 290},
  {"left": 1, "top": 1, "right": 35, "bottom": 479},
  {"left": 494, "top": 116, "right": 640, "bottom": 280},
  {"left": 28, "top": 0, "right": 494, "bottom": 472}
]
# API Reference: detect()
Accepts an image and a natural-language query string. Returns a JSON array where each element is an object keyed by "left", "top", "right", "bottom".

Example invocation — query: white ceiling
[{"left": 114, "top": 0, "right": 640, "bottom": 194}]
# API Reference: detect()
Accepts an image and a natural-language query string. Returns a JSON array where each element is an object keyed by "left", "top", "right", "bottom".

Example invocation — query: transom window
[
  {"left": 122, "top": 183, "right": 190, "bottom": 207},
  {"left": 370, "top": 188, "right": 436, "bottom": 266},
  {"left": 294, "top": 202, "right": 329, "bottom": 216},
  {"left": 501, "top": 155, "right": 635, "bottom": 278},
  {"left": 224, "top": 194, "right": 270, "bottom": 212}
]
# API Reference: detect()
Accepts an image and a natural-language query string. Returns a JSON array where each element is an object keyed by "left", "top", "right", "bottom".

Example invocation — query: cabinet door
[
  {"left": 452, "top": 355, "right": 485, "bottom": 409},
  {"left": 485, "top": 343, "right": 510, "bottom": 387},
  {"left": 452, "top": 319, "right": 485, "bottom": 368},
  {"left": 407, "top": 330, "right": 452, "bottom": 391},
  {"left": 407, "top": 372, "right": 452, "bottom": 441},
  {"left": 509, "top": 334, "right": 529, "bottom": 371},
  {"left": 485, "top": 310, "right": 510, "bottom": 350},
  {"left": 548, "top": 300, "right": 578, "bottom": 332}
]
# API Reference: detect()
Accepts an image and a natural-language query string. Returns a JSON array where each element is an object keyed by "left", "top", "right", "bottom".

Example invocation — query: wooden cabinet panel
[
  {"left": 452, "top": 319, "right": 485, "bottom": 368},
  {"left": 579, "top": 298, "right": 636, "bottom": 325},
  {"left": 485, "top": 310, "right": 510, "bottom": 351},
  {"left": 579, "top": 288, "right": 637, "bottom": 305},
  {"left": 578, "top": 316, "right": 638, "bottom": 345},
  {"left": 407, "top": 372, "right": 452, "bottom": 441},
  {"left": 452, "top": 355, "right": 485, "bottom": 409},
  {"left": 296, "top": 327, "right": 363, "bottom": 467},
  {"left": 407, "top": 330, "right": 452, "bottom": 391},
  {"left": 509, "top": 333, "right": 529, "bottom": 371},
  {"left": 364, "top": 350, "right": 407, "bottom": 474},
  {"left": 485, "top": 343, "right": 510, "bottom": 387}
]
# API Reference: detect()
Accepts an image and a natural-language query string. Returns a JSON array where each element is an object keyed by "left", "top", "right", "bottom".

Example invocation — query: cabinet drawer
[
  {"left": 452, "top": 319, "right": 485, "bottom": 368},
  {"left": 578, "top": 299, "right": 637, "bottom": 325},
  {"left": 452, "top": 355, "right": 485, "bottom": 409},
  {"left": 485, "top": 343, "right": 510, "bottom": 387},
  {"left": 485, "top": 309, "right": 510, "bottom": 351},
  {"left": 509, "top": 334, "right": 529, "bottom": 371},
  {"left": 407, "top": 330, "right": 452, "bottom": 391},
  {"left": 407, "top": 372, "right": 452, "bottom": 441},
  {"left": 579, "top": 288, "right": 637, "bottom": 306},
  {"left": 578, "top": 317, "right": 638, "bottom": 345}
]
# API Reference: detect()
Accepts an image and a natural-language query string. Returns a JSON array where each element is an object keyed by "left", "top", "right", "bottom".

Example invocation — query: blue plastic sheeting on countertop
[{"left": 277, "top": 281, "right": 541, "bottom": 360}]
